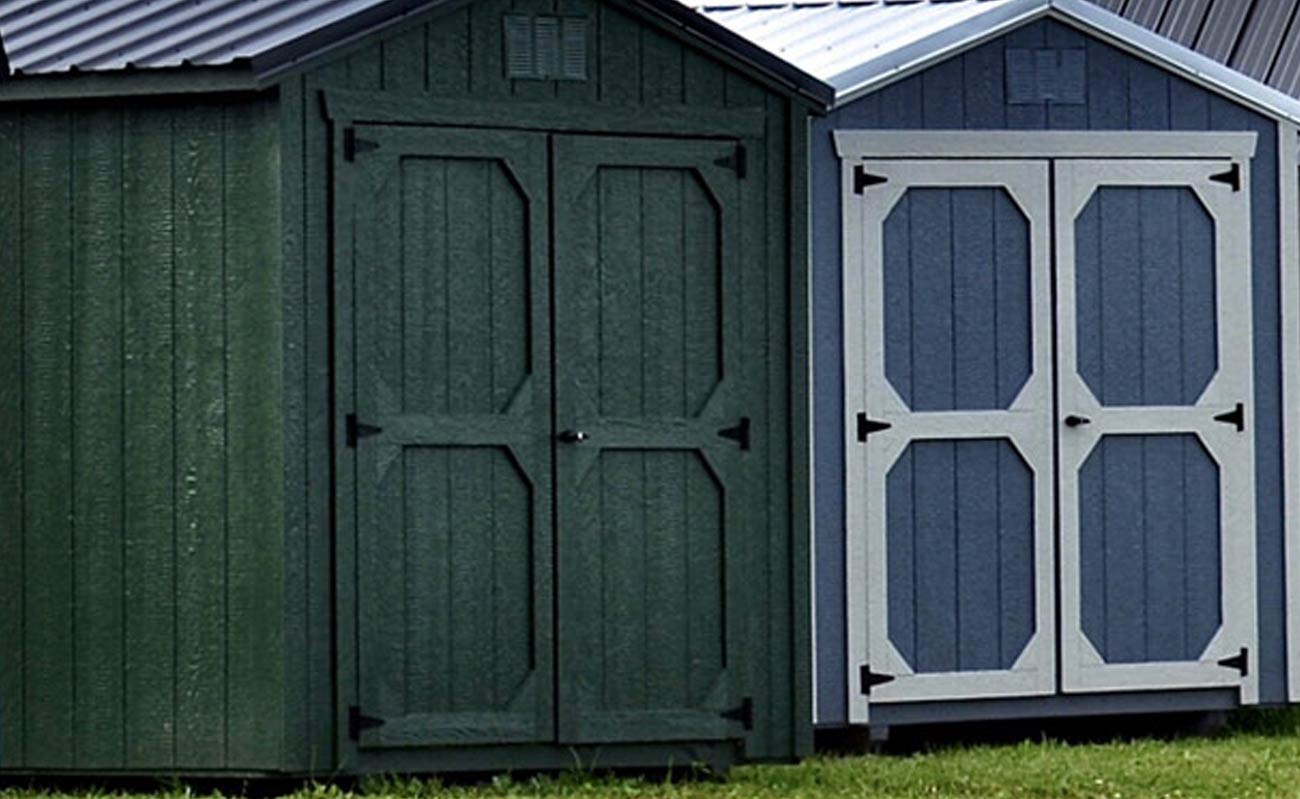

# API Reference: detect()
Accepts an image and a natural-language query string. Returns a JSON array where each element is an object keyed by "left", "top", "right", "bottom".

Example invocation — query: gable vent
[
  {"left": 1006, "top": 48, "right": 1086, "bottom": 104},
  {"left": 504, "top": 14, "right": 588, "bottom": 81}
]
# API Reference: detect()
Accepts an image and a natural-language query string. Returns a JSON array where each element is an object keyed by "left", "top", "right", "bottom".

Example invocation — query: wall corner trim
[{"left": 1280, "top": 120, "right": 1300, "bottom": 703}]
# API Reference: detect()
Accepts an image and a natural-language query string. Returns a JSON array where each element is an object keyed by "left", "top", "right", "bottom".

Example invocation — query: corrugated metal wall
[{"left": 0, "top": 95, "right": 285, "bottom": 771}]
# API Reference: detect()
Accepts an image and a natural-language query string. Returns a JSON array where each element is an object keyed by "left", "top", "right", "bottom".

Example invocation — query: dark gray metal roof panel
[
  {"left": 1272, "top": 7, "right": 1300, "bottom": 94},
  {"left": 1155, "top": 0, "right": 1209, "bottom": 47},
  {"left": 1119, "top": 0, "right": 1168, "bottom": 29},
  {"left": 1235, "top": 0, "right": 1300, "bottom": 81},
  {"left": 1193, "top": 0, "right": 1253, "bottom": 62},
  {"left": 0, "top": 0, "right": 397, "bottom": 74}
]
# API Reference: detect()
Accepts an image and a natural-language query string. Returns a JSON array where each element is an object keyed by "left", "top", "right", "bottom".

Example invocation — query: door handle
[
  {"left": 1064, "top": 414, "right": 1091, "bottom": 428},
  {"left": 557, "top": 429, "right": 589, "bottom": 444}
]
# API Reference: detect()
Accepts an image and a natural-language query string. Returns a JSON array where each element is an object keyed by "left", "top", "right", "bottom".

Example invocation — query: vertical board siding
[
  {"left": 1074, "top": 186, "right": 1218, "bottom": 407},
  {"left": 70, "top": 108, "right": 126, "bottom": 770},
  {"left": 882, "top": 188, "right": 1031, "bottom": 412},
  {"left": 282, "top": 0, "right": 800, "bottom": 766},
  {"left": 22, "top": 108, "right": 75, "bottom": 769},
  {"left": 886, "top": 440, "right": 1035, "bottom": 673},
  {"left": 812, "top": 17, "right": 1284, "bottom": 723},
  {"left": 1078, "top": 435, "right": 1222, "bottom": 663},
  {"left": 0, "top": 110, "right": 24, "bottom": 768},
  {"left": 224, "top": 97, "right": 284, "bottom": 770},
  {"left": 0, "top": 96, "right": 283, "bottom": 772}
]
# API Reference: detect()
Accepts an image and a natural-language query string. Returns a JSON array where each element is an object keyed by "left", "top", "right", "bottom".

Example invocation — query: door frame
[
  {"left": 837, "top": 131, "right": 1259, "bottom": 725},
  {"left": 328, "top": 110, "right": 783, "bottom": 765}
]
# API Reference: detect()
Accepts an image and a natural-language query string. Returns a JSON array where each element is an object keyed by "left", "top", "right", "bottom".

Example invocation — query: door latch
[{"left": 1064, "top": 414, "right": 1091, "bottom": 428}]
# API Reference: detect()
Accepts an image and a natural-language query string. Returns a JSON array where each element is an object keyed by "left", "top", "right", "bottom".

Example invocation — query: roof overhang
[
  {"left": 824, "top": 0, "right": 1300, "bottom": 125},
  {"left": 631, "top": 0, "right": 833, "bottom": 106},
  {"left": 0, "top": 0, "right": 832, "bottom": 108}
]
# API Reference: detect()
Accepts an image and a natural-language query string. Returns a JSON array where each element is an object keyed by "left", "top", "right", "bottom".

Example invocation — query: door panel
[
  {"left": 1055, "top": 159, "right": 1257, "bottom": 700},
  {"left": 345, "top": 126, "right": 554, "bottom": 747},
  {"left": 552, "top": 135, "right": 751, "bottom": 744},
  {"left": 844, "top": 161, "right": 1056, "bottom": 720}
]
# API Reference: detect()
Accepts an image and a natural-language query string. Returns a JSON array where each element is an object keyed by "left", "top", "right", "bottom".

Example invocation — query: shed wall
[
  {"left": 0, "top": 94, "right": 286, "bottom": 771},
  {"left": 277, "top": 0, "right": 807, "bottom": 771},
  {"left": 812, "top": 18, "right": 1284, "bottom": 725}
]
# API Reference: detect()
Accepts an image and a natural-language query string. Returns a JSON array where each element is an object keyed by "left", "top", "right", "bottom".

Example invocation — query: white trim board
[
  {"left": 821, "top": 1, "right": 1300, "bottom": 127},
  {"left": 1282, "top": 121, "right": 1300, "bottom": 703},
  {"left": 834, "top": 131, "right": 1258, "bottom": 162}
]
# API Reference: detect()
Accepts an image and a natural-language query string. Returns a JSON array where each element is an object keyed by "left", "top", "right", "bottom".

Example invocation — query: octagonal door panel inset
[
  {"left": 1056, "top": 160, "right": 1257, "bottom": 701},
  {"left": 341, "top": 127, "right": 555, "bottom": 748},
  {"left": 843, "top": 161, "right": 1056, "bottom": 718}
]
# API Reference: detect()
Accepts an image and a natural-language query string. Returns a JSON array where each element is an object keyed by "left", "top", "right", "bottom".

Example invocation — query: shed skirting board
[
  {"left": 1283, "top": 120, "right": 1300, "bottom": 703},
  {"left": 833, "top": 131, "right": 1258, "bottom": 161}
]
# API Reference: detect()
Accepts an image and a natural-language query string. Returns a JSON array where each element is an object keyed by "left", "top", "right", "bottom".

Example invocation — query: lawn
[{"left": 6, "top": 711, "right": 1300, "bottom": 799}]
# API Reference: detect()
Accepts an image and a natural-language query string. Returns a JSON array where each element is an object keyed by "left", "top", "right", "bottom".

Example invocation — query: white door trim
[{"left": 835, "top": 131, "right": 1258, "bottom": 161}]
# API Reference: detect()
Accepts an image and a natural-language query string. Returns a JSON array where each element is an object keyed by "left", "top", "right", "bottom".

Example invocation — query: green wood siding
[
  {"left": 280, "top": 0, "right": 806, "bottom": 771},
  {"left": 0, "top": 95, "right": 285, "bottom": 773}
]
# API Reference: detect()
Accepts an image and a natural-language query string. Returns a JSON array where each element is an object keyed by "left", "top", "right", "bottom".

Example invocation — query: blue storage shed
[{"left": 685, "top": 0, "right": 1300, "bottom": 733}]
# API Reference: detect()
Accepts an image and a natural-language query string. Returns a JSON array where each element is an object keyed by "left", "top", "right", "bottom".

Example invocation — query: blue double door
[{"left": 845, "top": 156, "right": 1257, "bottom": 716}]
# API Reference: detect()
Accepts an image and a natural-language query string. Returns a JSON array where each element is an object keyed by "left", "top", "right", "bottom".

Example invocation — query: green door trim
[{"left": 321, "top": 89, "right": 767, "bottom": 139}]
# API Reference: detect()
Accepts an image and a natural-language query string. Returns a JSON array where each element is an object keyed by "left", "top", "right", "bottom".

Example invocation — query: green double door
[{"left": 337, "top": 125, "right": 754, "bottom": 749}]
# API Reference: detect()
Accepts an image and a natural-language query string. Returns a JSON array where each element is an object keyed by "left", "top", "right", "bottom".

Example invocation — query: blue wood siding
[
  {"left": 883, "top": 188, "right": 1032, "bottom": 413},
  {"left": 1079, "top": 434, "right": 1222, "bottom": 664},
  {"left": 813, "top": 18, "right": 1283, "bottom": 725},
  {"left": 887, "top": 440, "right": 1036, "bottom": 673},
  {"left": 1075, "top": 186, "right": 1218, "bottom": 407}
]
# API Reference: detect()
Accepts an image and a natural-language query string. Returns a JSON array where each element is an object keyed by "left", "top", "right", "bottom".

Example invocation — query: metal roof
[
  {"left": 678, "top": 0, "right": 1300, "bottom": 120},
  {"left": 0, "top": 0, "right": 832, "bottom": 104}
]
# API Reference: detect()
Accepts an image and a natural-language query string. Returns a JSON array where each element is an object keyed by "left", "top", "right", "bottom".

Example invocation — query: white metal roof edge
[
  {"left": 825, "top": 0, "right": 1300, "bottom": 126},
  {"left": 827, "top": 0, "right": 1049, "bottom": 107}
]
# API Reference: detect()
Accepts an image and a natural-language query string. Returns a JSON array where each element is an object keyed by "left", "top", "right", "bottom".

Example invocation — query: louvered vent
[
  {"left": 503, "top": 14, "right": 589, "bottom": 81},
  {"left": 1006, "top": 48, "right": 1086, "bottom": 104}
]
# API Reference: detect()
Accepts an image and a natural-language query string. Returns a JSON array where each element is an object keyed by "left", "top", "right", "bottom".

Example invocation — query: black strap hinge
[
  {"left": 720, "top": 697, "right": 754, "bottom": 730},
  {"left": 1213, "top": 402, "right": 1245, "bottom": 432},
  {"left": 854, "top": 164, "right": 887, "bottom": 194},
  {"left": 714, "top": 144, "right": 748, "bottom": 178},
  {"left": 860, "top": 664, "right": 895, "bottom": 694},
  {"left": 346, "top": 413, "right": 384, "bottom": 448},
  {"left": 348, "top": 706, "right": 386, "bottom": 740},
  {"left": 343, "top": 127, "right": 380, "bottom": 162},
  {"left": 717, "top": 417, "right": 751, "bottom": 450},
  {"left": 1217, "top": 647, "right": 1249, "bottom": 677},
  {"left": 857, "top": 412, "right": 891, "bottom": 442},
  {"left": 1210, "top": 163, "right": 1241, "bottom": 191}
]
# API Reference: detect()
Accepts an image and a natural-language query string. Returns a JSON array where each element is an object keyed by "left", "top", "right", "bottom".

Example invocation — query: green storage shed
[{"left": 0, "top": 0, "right": 825, "bottom": 777}]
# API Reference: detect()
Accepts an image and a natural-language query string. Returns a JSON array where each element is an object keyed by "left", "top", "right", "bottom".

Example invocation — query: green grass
[{"left": 8, "top": 711, "right": 1300, "bottom": 799}]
